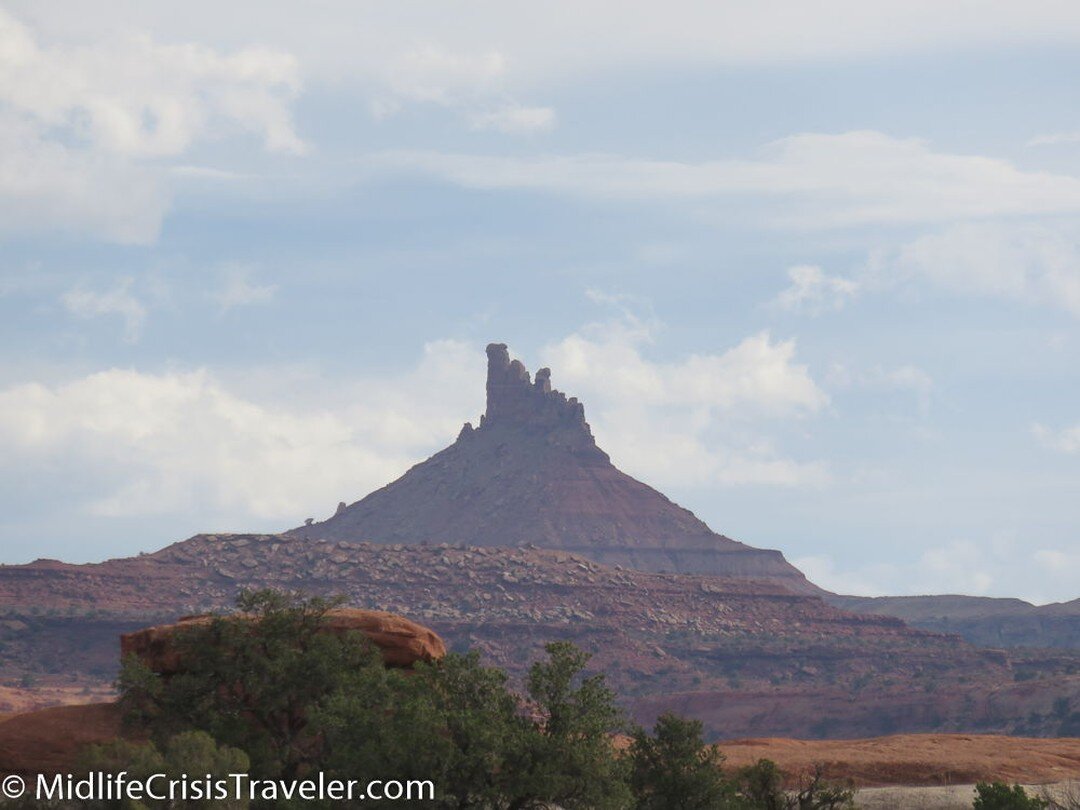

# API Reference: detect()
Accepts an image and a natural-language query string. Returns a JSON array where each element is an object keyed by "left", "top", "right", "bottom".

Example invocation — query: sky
[{"left": 1, "top": 2, "right": 1080, "bottom": 603}]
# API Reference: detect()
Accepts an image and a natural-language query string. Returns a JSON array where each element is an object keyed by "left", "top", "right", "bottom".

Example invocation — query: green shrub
[
  {"left": 973, "top": 781, "right": 1048, "bottom": 809},
  {"left": 629, "top": 713, "right": 738, "bottom": 809}
]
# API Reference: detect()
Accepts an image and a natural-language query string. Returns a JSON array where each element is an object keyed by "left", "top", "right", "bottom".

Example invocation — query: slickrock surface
[{"left": 292, "top": 343, "right": 817, "bottom": 592}]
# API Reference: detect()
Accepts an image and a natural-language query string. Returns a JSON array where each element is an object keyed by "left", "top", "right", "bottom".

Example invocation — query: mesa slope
[{"left": 3, "top": 533, "right": 1080, "bottom": 738}]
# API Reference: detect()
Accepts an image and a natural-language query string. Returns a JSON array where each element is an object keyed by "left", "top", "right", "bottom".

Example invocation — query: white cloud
[
  {"left": 797, "top": 536, "right": 1046, "bottom": 599},
  {"left": 367, "top": 132, "right": 1080, "bottom": 228},
  {"left": 792, "top": 555, "right": 894, "bottom": 597},
  {"left": 0, "top": 8, "right": 303, "bottom": 242},
  {"left": 1031, "top": 548, "right": 1080, "bottom": 596},
  {"left": 1032, "top": 422, "right": 1080, "bottom": 454},
  {"left": 0, "top": 9, "right": 303, "bottom": 158},
  {"left": 884, "top": 222, "right": 1080, "bottom": 316},
  {"left": 371, "top": 46, "right": 553, "bottom": 134},
  {"left": 14, "top": 2, "right": 1080, "bottom": 83},
  {"left": 544, "top": 321, "right": 827, "bottom": 417},
  {"left": 0, "top": 340, "right": 484, "bottom": 522},
  {"left": 61, "top": 277, "right": 147, "bottom": 342},
  {"left": 468, "top": 105, "right": 555, "bottom": 134},
  {"left": 383, "top": 47, "right": 505, "bottom": 109},
  {"left": 773, "top": 265, "right": 859, "bottom": 314},
  {"left": 0, "top": 318, "right": 830, "bottom": 531},
  {"left": 0, "top": 112, "right": 167, "bottom": 244},
  {"left": 539, "top": 316, "right": 829, "bottom": 488},
  {"left": 212, "top": 266, "right": 278, "bottom": 312}
]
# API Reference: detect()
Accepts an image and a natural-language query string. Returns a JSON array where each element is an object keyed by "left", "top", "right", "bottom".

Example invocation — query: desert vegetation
[
  {"left": 8, "top": 589, "right": 1078, "bottom": 808},
  {"left": 1, "top": 589, "right": 859, "bottom": 809}
]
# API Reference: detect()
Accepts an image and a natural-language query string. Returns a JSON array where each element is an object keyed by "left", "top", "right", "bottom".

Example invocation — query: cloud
[
  {"left": 0, "top": 340, "right": 484, "bottom": 522},
  {"left": 381, "top": 47, "right": 505, "bottom": 109},
  {"left": 371, "top": 45, "right": 554, "bottom": 134},
  {"left": 17, "top": 2, "right": 1080, "bottom": 83},
  {"left": 468, "top": 105, "right": 555, "bottom": 134},
  {"left": 883, "top": 222, "right": 1080, "bottom": 316},
  {"left": 212, "top": 266, "right": 278, "bottom": 312},
  {"left": 544, "top": 321, "right": 827, "bottom": 417},
  {"left": 0, "top": 9, "right": 303, "bottom": 158},
  {"left": 772, "top": 265, "right": 859, "bottom": 314},
  {"left": 539, "top": 316, "right": 829, "bottom": 488},
  {"left": 0, "top": 8, "right": 304, "bottom": 242},
  {"left": 0, "top": 316, "right": 830, "bottom": 539},
  {"left": 1032, "top": 548, "right": 1080, "bottom": 595},
  {"left": 1032, "top": 422, "right": 1080, "bottom": 454},
  {"left": 61, "top": 277, "right": 147, "bottom": 342},
  {"left": 796, "top": 536, "right": 1049, "bottom": 599},
  {"left": 367, "top": 131, "right": 1080, "bottom": 228},
  {"left": 0, "top": 112, "right": 167, "bottom": 244}
]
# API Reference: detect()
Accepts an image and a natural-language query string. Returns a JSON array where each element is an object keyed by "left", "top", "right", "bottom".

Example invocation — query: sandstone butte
[
  {"left": 291, "top": 343, "right": 818, "bottom": 594},
  {"left": 0, "top": 609, "right": 447, "bottom": 777}
]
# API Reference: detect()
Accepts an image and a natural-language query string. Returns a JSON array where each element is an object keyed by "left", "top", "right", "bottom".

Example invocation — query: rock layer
[{"left": 295, "top": 343, "right": 817, "bottom": 593}]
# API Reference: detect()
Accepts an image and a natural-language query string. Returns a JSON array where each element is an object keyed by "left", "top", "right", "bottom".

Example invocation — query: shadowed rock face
[{"left": 293, "top": 343, "right": 818, "bottom": 593}]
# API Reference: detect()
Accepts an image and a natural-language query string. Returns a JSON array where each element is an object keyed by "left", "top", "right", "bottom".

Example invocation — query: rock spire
[{"left": 290, "top": 342, "right": 818, "bottom": 592}]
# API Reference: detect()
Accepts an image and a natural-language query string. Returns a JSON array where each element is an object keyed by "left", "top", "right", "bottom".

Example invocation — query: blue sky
[{"left": 2, "top": 2, "right": 1080, "bottom": 602}]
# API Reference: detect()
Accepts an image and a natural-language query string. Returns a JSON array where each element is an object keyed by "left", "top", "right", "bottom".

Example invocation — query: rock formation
[
  {"left": 121, "top": 608, "right": 446, "bottom": 675},
  {"left": 3, "top": 534, "right": 1080, "bottom": 739},
  {"left": 294, "top": 343, "right": 818, "bottom": 593}
]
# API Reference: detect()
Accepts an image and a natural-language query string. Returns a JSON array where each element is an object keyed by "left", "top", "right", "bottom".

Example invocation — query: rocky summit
[{"left": 294, "top": 343, "right": 816, "bottom": 593}]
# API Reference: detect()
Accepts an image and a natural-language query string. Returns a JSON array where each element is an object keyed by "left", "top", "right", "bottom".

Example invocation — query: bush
[
  {"left": 112, "top": 587, "right": 862, "bottom": 810},
  {"left": 974, "top": 782, "right": 1048, "bottom": 810},
  {"left": 119, "top": 590, "right": 382, "bottom": 780},
  {"left": 74, "top": 731, "right": 249, "bottom": 810},
  {"left": 629, "top": 713, "right": 738, "bottom": 809},
  {"left": 738, "top": 759, "right": 855, "bottom": 810},
  {"left": 119, "top": 590, "right": 632, "bottom": 809}
]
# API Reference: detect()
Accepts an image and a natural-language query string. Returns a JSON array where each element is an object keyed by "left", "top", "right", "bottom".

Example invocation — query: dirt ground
[
  {"left": 717, "top": 734, "right": 1080, "bottom": 787},
  {"left": 0, "top": 703, "right": 124, "bottom": 776},
  {"left": 0, "top": 682, "right": 113, "bottom": 714},
  {"left": 856, "top": 782, "right": 1080, "bottom": 809}
]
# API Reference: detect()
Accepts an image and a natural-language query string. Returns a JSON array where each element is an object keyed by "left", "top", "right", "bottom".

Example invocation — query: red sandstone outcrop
[
  {"left": 293, "top": 343, "right": 818, "bottom": 592},
  {"left": 121, "top": 608, "right": 446, "bottom": 675}
]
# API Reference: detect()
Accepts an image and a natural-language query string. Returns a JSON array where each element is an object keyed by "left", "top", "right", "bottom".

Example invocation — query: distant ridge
[{"left": 292, "top": 343, "right": 819, "bottom": 593}]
